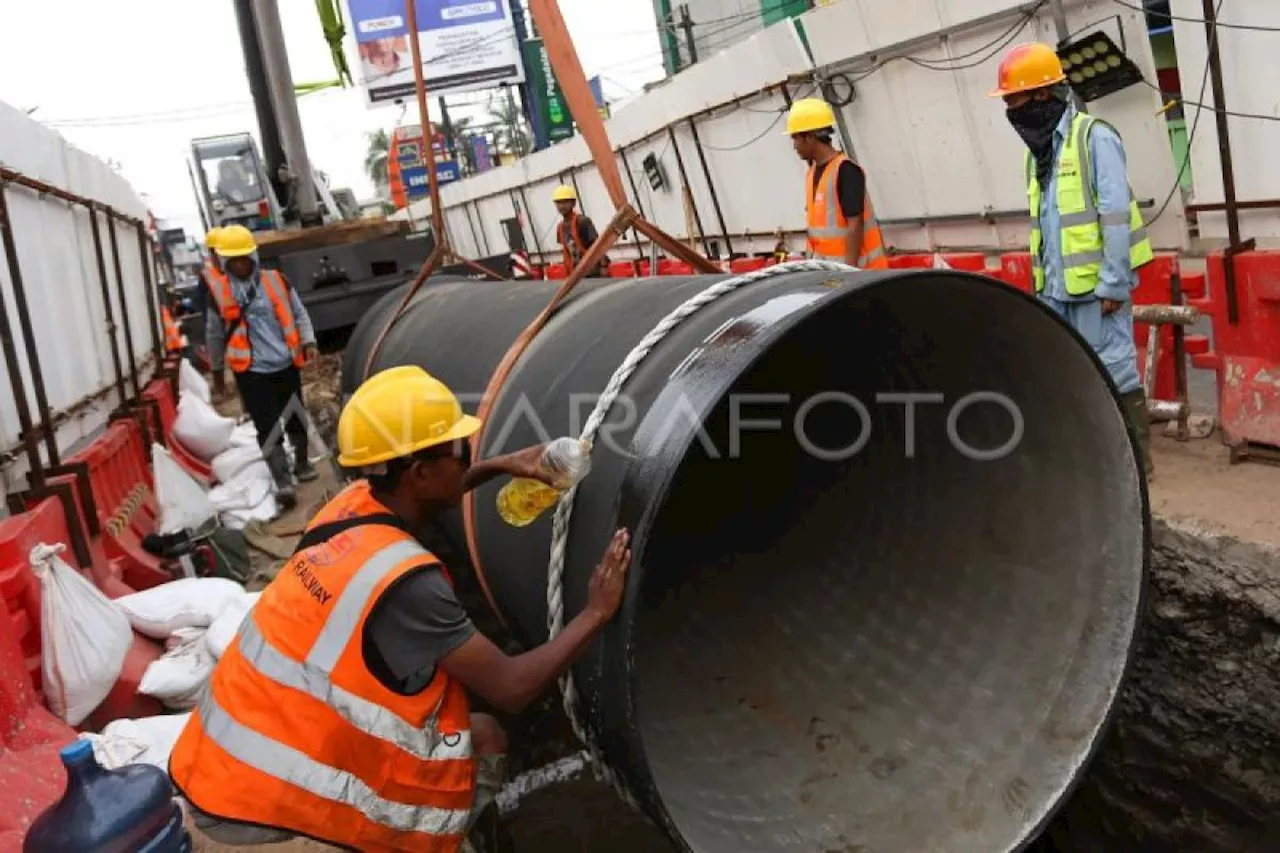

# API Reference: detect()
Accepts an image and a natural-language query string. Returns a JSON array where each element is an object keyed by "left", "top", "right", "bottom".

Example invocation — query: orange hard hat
[{"left": 989, "top": 42, "right": 1066, "bottom": 98}]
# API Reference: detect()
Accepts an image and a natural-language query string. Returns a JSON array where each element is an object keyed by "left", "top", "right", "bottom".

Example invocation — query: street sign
[{"left": 523, "top": 38, "right": 573, "bottom": 146}]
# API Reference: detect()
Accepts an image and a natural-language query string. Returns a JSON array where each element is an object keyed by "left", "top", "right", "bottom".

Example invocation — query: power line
[
  {"left": 1108, "top": 0, "right": 1280, "bottom": 32},
  {"left": 1138, "top": 78, "right": 1280, "bottom": 123}
]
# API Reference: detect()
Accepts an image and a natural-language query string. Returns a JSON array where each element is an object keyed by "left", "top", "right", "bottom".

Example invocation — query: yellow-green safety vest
[{"left": 1027, "top": 112, "right": 1154, "bottom": 295}]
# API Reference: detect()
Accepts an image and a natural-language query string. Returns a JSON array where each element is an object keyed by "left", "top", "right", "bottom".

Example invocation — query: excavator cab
[{"left": 189, "top": 133, "right": 282, "bottom": 233}]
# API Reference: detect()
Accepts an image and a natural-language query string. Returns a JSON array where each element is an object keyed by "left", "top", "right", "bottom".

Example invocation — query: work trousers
[{"left": 233, "top": 365, "right": 310, "bottom": 478}]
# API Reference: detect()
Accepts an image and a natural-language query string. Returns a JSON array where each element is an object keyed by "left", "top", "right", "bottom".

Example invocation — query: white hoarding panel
[{"left": 347, "top": 0, "right": 525, "bottom": 105}]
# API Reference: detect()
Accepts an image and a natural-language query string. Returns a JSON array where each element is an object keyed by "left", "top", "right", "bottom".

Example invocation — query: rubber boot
[
  {"left": 293, "top": 451, "right": 318, "bottom": 483},
  {"left": 266, "top": 445, "right": 298, "bottom": 510},
  {"left": 1121, "top": 388, "right": 1154, "bottom": 479}
]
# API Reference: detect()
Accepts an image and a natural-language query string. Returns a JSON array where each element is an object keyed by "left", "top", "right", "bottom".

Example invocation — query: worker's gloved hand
[
  {"left": 586, "top": 528, "right": 631, "bottom": 624},
  {"left": 303, "top": 344, "right": 319, "bottom": 366},
  {"left": 1101, "top": 298, "right": 1127, "bottom": 316}
]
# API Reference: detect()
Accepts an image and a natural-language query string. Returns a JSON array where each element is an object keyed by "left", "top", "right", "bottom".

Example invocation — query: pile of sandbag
[
  {"left": 115, "top": 577, "right": 262, "bottom": 710},
  {"left": 170, "top": 355, "right": 278, "bottom": 528}
]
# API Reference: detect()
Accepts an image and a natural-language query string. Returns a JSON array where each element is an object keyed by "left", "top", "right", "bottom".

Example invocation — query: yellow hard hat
[
  {"left": 337, "top": 365, "right": 482, "bottom": 468},
  {"left": 204, "top": 227, "right": 224, "bottom": 249},
  {"left": 989, "top": 42, "right": 1066, "bottom": 97},
  {"left": 551, "top": 184, "right": 577, "bottom": 203},
  {"left": 785, "top": 98, "right": 836, "bottom": 136},
  {"left": 215, "top": 224, "right": 257, "bottom": 258}
]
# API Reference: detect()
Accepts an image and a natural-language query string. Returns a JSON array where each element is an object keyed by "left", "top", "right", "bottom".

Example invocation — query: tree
[
  {"left": 488, "top": 95, "right": 530, "bottom": 158},
  {"left": 364, "top": 129, "right": 390, "bottom": 193}
]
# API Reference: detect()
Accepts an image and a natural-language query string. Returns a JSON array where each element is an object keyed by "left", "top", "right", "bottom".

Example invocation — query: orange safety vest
[
  {"left": 206, "top": 268, "right": 305, "bottom": 373},
  {"left": 161, "top": 306, "right": 184, "bottom": 352},
  {"left": 203, "top": 260, "right": 228, "bottom": 293},
  {"left": 805, "top": 154, "right": 888, "bottom": 269},
  {"left": 169, "top": 480, "right": 475, "bottom": 852},
  {"left": 557, "top": 213, "right": 588, "bottom": 270}
]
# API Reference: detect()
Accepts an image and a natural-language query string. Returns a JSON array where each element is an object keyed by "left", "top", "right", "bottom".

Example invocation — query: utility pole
[
  {"left": 231, "top": 0, "right": 287, "bottom": 206},
  {"left": 251, "top": 0, "right": 321, "bottom": 226},
  {"left": 679, "top": 5, "right": 698, "bottom": 66}
]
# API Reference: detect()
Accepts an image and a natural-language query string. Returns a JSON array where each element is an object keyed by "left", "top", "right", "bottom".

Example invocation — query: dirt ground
[{"left": 190, "top": 359, "right": 1280, "bottom": 853}]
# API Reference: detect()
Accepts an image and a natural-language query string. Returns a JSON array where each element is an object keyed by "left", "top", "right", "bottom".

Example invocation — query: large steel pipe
[{"left": 342, "top": 270, "right": 1148, "bottom": 853}]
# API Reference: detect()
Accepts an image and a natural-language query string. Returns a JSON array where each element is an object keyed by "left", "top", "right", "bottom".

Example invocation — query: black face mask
[{"left": 1007, "top": 97, "right": 1068, "bottom": 184}]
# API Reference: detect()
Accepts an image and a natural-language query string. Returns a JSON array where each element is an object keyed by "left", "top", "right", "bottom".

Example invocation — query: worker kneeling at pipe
[{"left": 169, "top": 364, "right": 632, "bottom": 852}]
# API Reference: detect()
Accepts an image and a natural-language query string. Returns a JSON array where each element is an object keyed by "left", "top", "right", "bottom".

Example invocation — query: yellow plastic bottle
[{"left": 496, "top": 438, "right": 592, "bottom": 527}]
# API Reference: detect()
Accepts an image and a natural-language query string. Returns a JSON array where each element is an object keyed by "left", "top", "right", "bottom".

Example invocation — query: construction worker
[
  {"left": 552, "top": 184, "right": 607, "bottom": 277},
  {"left": 190, "top": 227, "right": 227, "bottom": 322},
  {"left": 990, "top": 42, "right": 1154, "bottom": 475},
  {"left": 170, "top": 364, "right": 632, "bottom": 851},
  {"left": 786, "top": 97, "right": 888, "bottom": 270},
  {"left": 161, "top": 302, "right": 185, "bottom": 355},
  {"left": 205, "top": 224, "right": 319, "bottom": 506}
]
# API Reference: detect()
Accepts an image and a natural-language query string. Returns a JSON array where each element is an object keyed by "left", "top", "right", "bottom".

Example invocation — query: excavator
[{"left": 188, "top": 0, "right": 432, "bottom": 336}]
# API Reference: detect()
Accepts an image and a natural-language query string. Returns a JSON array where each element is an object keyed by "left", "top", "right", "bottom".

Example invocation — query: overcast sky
[{"left": 0, "top": 0, "right": 666, "bottom": 239}]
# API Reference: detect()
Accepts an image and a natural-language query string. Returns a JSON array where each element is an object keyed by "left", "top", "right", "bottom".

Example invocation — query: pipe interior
[{"left": 633, "top": 277, "right": 1145, "bottom": 853}]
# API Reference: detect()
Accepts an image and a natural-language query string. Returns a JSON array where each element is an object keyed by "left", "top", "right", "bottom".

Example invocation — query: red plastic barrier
[
  {"left": 608, "top": 261, "right": 638, "bottom": 277},
  {"left": 998, "top": 253, "right": 1034, "bottom": 293},
  {"left": 887, "top": 254, "right": 934, "bottom": 269},
  {"left": 1131, "top": 254, "right": 1182, "bottom": 402},
  {"left": 729, "top": 257, "right": 769, "bottom": 274},
  {"left": 65, "top": 421, "right": 171, "bottom": 592},
  {"left": 657, "top": 259, "right": 694, "bottom": 276},
  {"left": 0, "top": 499, "right": 163, "bottom": 731},
  {"left": 1191, "top": 251, "right": 1280, "bottom": 450},
  {"left": 940, "top": 253, "right": 987, "bottom": 272},
  {"left": 0, "top": 608, "right": 74, "bottom": 849},
  {"left": 545, "top": 263, "right": 567, "bottom": 280}
]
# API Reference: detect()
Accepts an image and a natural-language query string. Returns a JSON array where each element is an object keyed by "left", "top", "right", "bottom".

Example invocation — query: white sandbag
[
  {"left": 228, "top": 421, "right": 258, "bottom": 448},
  {"left": 138, "top": 628, "right": 214, "bottom": 710},
  {"left": 172, "top": 392, "right": 235, "bottom": 462},
  {"left": 206, "top": 592, "right": 262, "bottom": 658},
  {"left": 152, "top": 443, "right": 217, "bottom": 535},
  {"left": 79, "top": 713, "right": 192, "bottom": 770},
  {"left": 220, "top": 490, "right": 278, "bottom": 530},
  {"left": 114, "top": 577, "right": 247, "bottom": 639},
  {"left": 31, "top": 543, "right": 133, "bottom": 726},
  {"left": 208, "top": 461, "right": 273, "bottom": 512},
  {"left": 178, "top": 359, "right": 210, "bottom": 404},
  {"left": 211, "top": 442, "right": 265, "bottom": 484}
]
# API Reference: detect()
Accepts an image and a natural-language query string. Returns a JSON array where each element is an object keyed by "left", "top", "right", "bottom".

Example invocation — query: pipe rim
[{"left": 602, "top": 270, "right": 1150, "bottom": 851}]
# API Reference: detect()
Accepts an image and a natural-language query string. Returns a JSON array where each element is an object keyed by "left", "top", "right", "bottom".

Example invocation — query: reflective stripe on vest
[
  {"left": 805, "top": 153, "right": 888, "bottom": 270},
  {"left": 214, "top": 269, "right": 304, "bottom": 373},
  {"left": 558, "top": 213, "right": 587, "bottom": 270},
  {"left": 169, "top": 481, "right": 476, "bottom": 851},
  {"left": 1027, "top": 112, "right": 1154, "bottom": 295}
]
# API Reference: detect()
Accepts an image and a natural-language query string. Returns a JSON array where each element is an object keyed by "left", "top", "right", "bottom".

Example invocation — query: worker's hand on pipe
[
  {"left": 1101, "top": 298, "right": 1126, "bottom": 316},
  {"left": 303, "top": 344, "right": 319, "bottom": 366},
  {"left": 586, "top": 529, "right": 632, "bottom": 624}
]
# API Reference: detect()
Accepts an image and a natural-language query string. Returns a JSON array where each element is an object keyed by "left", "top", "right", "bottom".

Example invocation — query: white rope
[{"left": 544, "top": 259, "right": 855, "bottom": 807}]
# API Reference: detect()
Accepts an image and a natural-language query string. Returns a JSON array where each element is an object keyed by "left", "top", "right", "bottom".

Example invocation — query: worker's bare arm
[
  {"left": 440, "top": 529, "right": 631, "bottom": 714},
  {"left": 461, "top": 443, "right": 552, "bottom": 493},
  {"left": 845, "top": 220, "right": 865, "bottom": 267}
]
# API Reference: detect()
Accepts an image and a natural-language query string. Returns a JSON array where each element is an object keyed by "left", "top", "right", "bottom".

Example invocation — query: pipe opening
[{"left": 633, "top": 276, "right": 1146, "bottom": 852}]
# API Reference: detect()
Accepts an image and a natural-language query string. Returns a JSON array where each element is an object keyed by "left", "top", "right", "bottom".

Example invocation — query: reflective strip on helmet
[
  {"left": 236, "top": 616, "right": 471, "bottom": 762},
  {"left": 196, "top": 691, "right": 472, "bottom": 837}
]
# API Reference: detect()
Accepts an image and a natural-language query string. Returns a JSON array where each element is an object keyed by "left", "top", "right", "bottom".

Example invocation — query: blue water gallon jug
[{"left": 23, "top": 739, "right": 192, "bottom": 853}]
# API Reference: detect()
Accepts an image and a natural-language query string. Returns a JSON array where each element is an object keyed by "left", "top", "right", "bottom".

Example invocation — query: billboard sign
[
  {"left": 522, "top": 38, "right": 573, "bottom": 147},
  {"left": 402, "top": 160, "right": 461, "bottom": 200},
  {"left": 588, "top": 75, "right": 611, "bottom": 119},
  {"left": 469, "top": 134, "right": 493, "bottom": 172},
  {"left": 347, "top": 0, "right": 525, "bottom": 105}
]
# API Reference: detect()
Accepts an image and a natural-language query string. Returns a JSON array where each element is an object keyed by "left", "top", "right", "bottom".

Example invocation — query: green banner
[{"left": 523, "top": 38, "right": 574, "bottom": 144}]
